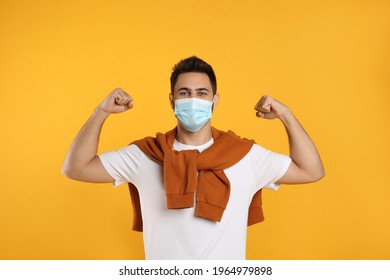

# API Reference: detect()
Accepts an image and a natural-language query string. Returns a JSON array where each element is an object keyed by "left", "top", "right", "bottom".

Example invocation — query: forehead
[{"left": 174, "top": 72, "right": 212, "bottom": 90}]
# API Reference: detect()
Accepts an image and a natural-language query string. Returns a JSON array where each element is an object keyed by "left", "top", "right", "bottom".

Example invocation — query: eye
[
  {"left": 179, "top": 91, "right": 189, "bottom": 95},
  {"left": 198, "top": 91, "right": 207, "bottom": 96}
]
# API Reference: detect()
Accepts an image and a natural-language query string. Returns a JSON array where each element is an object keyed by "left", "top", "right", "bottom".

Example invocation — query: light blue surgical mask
[{"left": 174, "top": 98, "right": 213, "bottom": 132}]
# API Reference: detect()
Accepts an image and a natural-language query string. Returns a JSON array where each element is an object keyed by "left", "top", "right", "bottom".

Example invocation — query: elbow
[
  {"left": 61, "top": 163, "right": 78, "bottom": 180},
  {"left": 61, "top": 164, "right": 72, "bottom": 179},
  {"left": 321, "top": 168, "right": 326, "bottom": 179},
  {"left": 310, "top": 167, "right": 326, "bottom": 183},
  {"left": 318, "top": 165, "right": 326, "bottom": 180}
]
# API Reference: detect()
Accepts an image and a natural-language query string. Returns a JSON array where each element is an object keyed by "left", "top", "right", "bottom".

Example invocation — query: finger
[
  {"left": 262, "top": 96, "right": 274, "bottom": 111},
  {"left": 112, "top": 87, "right": 126, "bottom": 97},
  {"left": 110, "top": 92, "right": 122, "bottom": 105},
  {"left": 125, "top": 102, "right": 134, "bottom": 110},
  {"left": 120, "top": 96, "right": 134, "bottom": 110},
  {"left": 118, "top": 89, "right": 131, "bottom": 100},
  {"left": 114, "top": 91, "right": 133, "bottom": 106},
  {"left": 254, "top": 95, "right": 271, "bottom": 112},
  {"left": 254, "top": 97, "right": 264, "bottom": 111},
  {"left": 113, "top": 87, "right": 127, "bottom": 95},
  {"left": 114, "top": 96, "right": 125, "bottom": 106},
  {"left": 261, "top": 102, "right": 271, "bottom": 112},
  {"left": 115, "top": 90, "right": 126, "bottom": 103},
  {"left": 254, "top": 95, "right": 268, "bottom": 109},
  {"left": 256, "top": 111, "right": 265, "bottom": 118},
  {"left": 123, "top": 96, "right": 133, "bottom": 106}
]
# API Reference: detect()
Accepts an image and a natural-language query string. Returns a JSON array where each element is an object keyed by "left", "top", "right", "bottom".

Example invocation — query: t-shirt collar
[{"left": 173, "top": 138, "right": 214, "bottom": 153}]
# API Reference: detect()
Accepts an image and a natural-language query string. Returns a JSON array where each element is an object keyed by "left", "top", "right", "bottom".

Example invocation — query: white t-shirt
[{"left": 98, "top": 138, "right": 291, "bottom": 260}]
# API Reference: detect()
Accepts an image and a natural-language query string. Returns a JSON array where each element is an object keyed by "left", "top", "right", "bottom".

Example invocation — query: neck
[{"left": 176, "top": 122, "right": 213, "bottom": 146}]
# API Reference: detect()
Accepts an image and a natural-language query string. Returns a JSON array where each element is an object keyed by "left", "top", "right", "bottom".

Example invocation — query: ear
[
  {"left": 169, "top": 93, "right": 174, "bottom": 110},
  {"left": 212, "top": 93, "right": 220, "bottom": 109}
]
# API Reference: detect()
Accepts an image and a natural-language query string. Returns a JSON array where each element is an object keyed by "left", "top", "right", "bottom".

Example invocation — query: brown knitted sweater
[{"left": 128, "top": 127, "right": 265, "bottom": 231}]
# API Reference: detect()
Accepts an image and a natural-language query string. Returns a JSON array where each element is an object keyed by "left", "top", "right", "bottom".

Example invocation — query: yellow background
[{"left": 1, "top": 0, "right": 389, "bottom": 259}]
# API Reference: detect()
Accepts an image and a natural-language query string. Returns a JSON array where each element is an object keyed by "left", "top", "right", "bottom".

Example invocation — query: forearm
[
  {"left": 279, "top": 110, "right": 325, "bottom": 181},
  {"left": 62, "top": 108, "right": 109, "bottom": 177}
]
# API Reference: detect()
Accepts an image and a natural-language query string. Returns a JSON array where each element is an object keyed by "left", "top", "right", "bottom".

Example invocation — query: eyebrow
[{"left": 177, "top": 87, "right": 209, "bottom": 92}]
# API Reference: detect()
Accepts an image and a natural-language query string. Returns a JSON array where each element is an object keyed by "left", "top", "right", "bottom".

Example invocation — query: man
[{"left": 62, "top": 56, "right": 325, "bottom": 259}]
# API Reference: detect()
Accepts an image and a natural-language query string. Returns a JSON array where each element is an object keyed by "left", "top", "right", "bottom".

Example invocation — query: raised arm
[
  {"left": 254, "top": 95, "right": 325, "bottom": 184},
  {"left": 62, "top": 88, "right": 133, "bottom": 183}
]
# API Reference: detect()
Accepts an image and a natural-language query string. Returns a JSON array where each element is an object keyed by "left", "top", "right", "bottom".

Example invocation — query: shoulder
[
  {"left": 246, "top": 143, "right": 269, "bottom": 158},
  {"left": 247, "top": 143, "right": 291, "bottom": 166},
  {"left": 99, "top": 144, "right": 146, "bottom": 163},
  {"left": 125, "top": 144, "right": 147, "bottom": 159}
]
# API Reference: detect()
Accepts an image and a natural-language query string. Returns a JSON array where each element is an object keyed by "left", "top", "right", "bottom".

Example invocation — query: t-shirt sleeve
[
  {"left": 249, "top": 144, "right": 292, "bottom": 191},
  {"left": 98, "top": 144, "right": 143, "bottom": 187}
]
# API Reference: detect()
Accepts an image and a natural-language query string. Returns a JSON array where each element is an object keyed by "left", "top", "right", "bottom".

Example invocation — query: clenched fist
[
  {"left": 98, "top": 88, "right": 133, "bottom": 114},
  {"left": 254, "top": 95, "right": 290, "bottom": 120}
]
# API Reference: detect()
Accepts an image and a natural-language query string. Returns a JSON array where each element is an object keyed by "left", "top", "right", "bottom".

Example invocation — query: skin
[{"left": 62, "top": 72, "right": 325, "bottom": 185}]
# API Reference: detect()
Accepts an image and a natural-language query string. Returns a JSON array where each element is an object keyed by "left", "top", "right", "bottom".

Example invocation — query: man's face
[{"left": 170, "top": 72, "right": 218, "bottom": 108}]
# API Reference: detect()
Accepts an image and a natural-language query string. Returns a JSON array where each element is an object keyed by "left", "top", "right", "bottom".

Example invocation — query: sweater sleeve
[
  {"left": 98, "top": 144, "right": 143, "bottom": 187},
  {"left": 249, "top": 144, "right": 292, "bottom": 191}
]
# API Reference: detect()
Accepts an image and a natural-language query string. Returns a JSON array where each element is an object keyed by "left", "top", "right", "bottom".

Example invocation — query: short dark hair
[{"left": 170, "top": 56, "right": 217, "bottom": 95}]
